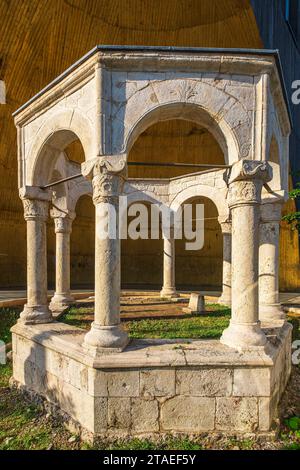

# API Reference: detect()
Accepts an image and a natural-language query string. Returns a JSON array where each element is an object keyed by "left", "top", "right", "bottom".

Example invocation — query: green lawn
[
  {"left": 0, "top": 305, "right": 300, "bottom": 450},
  {"left": 0, "top": 307, "right": 20, "bottom": 345},
  {"left": 61, "top": 303, "right": 231, "bottom": 340}
]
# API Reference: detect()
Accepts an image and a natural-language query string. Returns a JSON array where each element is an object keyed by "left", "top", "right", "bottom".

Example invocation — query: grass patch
[
  {"left": 0, "top": 307, "right": 21, "bottom": 344},
  {"left": 61, "top": 303, "right": 231, "bottom": 340}
]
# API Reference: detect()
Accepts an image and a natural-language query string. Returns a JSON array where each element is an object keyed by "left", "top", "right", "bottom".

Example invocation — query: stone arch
[
  {"left": 125, "top": 190, "right": 164, "bottom": 207},
  {"left": 113, "top": 79, "right": 251, "bottom": 163},
  {"left": 67, "top": 179, "right": 93, "bottom": 214},
  {"left": 26, "top": 109, "right": 95, "bottom": 186},
  {"left": 170, "top": 182, "right": 228, "bottom": 220}
]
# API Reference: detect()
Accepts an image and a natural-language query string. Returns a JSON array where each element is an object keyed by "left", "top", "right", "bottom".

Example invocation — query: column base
[
  {"left": 83, "top": 323, "right": 129, "bottom": 355},
  {"left": 220, "top": 321, "right": 267, "bottom": 350},
  {"left": 49, "top": 293, "right": 74, "bottom": 312},
  {"left": 259, "top": 303, "right": 285, "bottom": 323},
  {"left": 19, "top": 304, "right": 53, "bottom": 325},
  {"left": 160, "top": 287, "right": 179, "bottom": 299}
]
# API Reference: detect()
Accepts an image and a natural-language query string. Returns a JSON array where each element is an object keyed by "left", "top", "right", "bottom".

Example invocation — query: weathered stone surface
[
  {"left": 88, "top": 368, "right": 108, "bottom": 397},
  {"left": 161, "top": 396, "right": 215, "bottom": 432},
  {"left": 11, "top": 319, "right": 291, "bottom": 439},
  {"left": 140, "top": 369, "right": 175, "bottom": 397},
  {"left": 258, "top": 396, "right": 278, "bottom": 431},
  {"left": 107, "top": 370, "right": 139, "bottom": 397},
  {"left": 94, "top": 397, "right": 108, "bottom": 433},
  {"left": 131, "top": 398, "right": 159, "bottom": 432},
  {"left": 108, "top": 397, "right": 131, "bottom": 429},
  {"left": 216, "top": 397, "right": 258, "bottom": 432},
  {"left": 233, "top": 368, "right": 271, "bottom": 397},
  {"left": 176, "top": 368, "right": 232, "bottom": 397}
]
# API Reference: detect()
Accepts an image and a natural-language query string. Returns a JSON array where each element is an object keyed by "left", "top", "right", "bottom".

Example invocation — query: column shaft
[
  {"left": 259, "top": 202, "right": 285, "bottom": 322},
  {"left": 20, "top": 197, "right": 52, "bottom": 324},
  {"left": 220, "top": 160, "right": 272, "bottom": 350},
  {"left": 218, "top": 220, "right": 231, "bottom": 306},
  {"left": 50, "top": 215, "right": 74, "bottom": 312},
  {"left": 94, "top": 200, "right": 120, "bottom": 326},
  {"left": 160, "top": 230, "right": 177, "bottom": 298},
  {"left": 82, "top": 155, "right": 128, "bottom": 354}
]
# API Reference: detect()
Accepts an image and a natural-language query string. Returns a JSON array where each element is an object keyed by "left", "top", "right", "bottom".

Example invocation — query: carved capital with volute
[
  {"left": 20, "top": 186, "right": 51, "bottom": 221},
  {"left": 81, "top": 155, "right": 127, "bottom": 205},
  {"left": 22, "top": 199, "right": 49, "bottom": 221},
  {"left": 227, "top": 160, "right": 272, "bottom": 208},
  {"left": 50, "top": 208, "right": 75, "bottom": 233}
]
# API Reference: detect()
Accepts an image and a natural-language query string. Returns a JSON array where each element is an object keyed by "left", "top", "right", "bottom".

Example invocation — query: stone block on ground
[{"left": 183, "top": 293, "right": 205, "bottom": 314}]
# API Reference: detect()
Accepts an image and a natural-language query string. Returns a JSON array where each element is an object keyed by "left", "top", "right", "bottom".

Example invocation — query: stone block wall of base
[{"left": 10, "top": 321, "right": 292, "bottom": 440}]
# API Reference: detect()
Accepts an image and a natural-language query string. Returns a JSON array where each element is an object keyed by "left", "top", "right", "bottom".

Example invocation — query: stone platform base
[{"left": 10, "top": 321, "right": 292, "bottom": 441}]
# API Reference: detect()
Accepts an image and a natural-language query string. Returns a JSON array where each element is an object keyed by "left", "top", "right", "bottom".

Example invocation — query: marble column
[
  {"left": 82, "top": 155, "right": 129, "bottom": 354},
  {"left": 259, "top": 201, "right": 285, "bottom": 323},
  {"left": 218, "top": 216, "right": 232, "bottom": 306},
  {"left": 19, "top": 188, "right": 52, "bottom": 324},
  {"left": 49, "top": 211, "right": 75, "bottom": 312},
  {"left": 160, "top": 227, "right": 178, "bottom": 298},
  {"left": 220, "top": 160, "right": 272, "bottom": 350}
]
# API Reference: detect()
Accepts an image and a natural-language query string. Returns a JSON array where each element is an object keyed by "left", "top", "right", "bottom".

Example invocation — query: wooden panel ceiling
[{"left": 0, "top": 0, "right": 262, "bottom": 212}]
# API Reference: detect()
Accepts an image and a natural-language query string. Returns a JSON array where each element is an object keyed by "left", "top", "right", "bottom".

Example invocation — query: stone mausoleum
[{"left": 11, "top": 46, "right": 292, "bottom": 440}]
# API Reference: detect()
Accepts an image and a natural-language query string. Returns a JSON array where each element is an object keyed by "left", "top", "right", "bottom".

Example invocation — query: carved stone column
[
  {"left": 160, "top": 227, "right": 178, "bottom": 298},
  {"left": 218, "top": 216, "right": 232, "bottom": 307},
  {"left": 49, "top": 210, "right": 75, "bottom": 312},
  {"left": 220, "top": 160, "right": 272, "bottom": 350},
  {"left": 259, "top": 201, "right": 285, "bottom": 323},
  {"left": 19, "top": 187, "right": 52, "bottom": 324},
  {"left": 81, "top": 155, "right": 129, "bottom": 354}
]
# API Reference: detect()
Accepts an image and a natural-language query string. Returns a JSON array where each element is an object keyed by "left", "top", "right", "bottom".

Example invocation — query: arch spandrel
[{"left": 110, "top": 74, "right": 255, "bottom": 163}]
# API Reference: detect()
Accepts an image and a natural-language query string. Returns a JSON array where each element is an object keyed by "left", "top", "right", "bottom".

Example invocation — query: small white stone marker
[{"left": 183, "top": 292, "right": 205, "bottom": 314}]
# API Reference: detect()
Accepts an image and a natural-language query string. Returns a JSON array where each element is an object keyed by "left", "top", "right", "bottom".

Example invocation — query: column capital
[
  {"left": 50, "top": 208, "right": 75, "bottom": 233},
  {"left": 20, "top": 186, "right": 51, "bottom": 221},
  {"left": 81, "top": 155, "right": 127, "bottom": 205},
  {"left": 22, "top": 198, "right": 49, "bottom": 221},
  {"left": 53, "top": 216, "right": 73, "bottom": 234},
  {"left": 227, "top": 160, "right": 272, "bottom": 208},
  {"left": 228, "top": 160, "right": 272, "bottom": 185}
]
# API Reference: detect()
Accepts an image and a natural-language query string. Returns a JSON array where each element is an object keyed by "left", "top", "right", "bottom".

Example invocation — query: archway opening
[
  {"left": 121, "top": 201, "right": 163, "bottom": 289},
  {"left": 123, "top": 118, "right": 225, "bottom": 290},
  {"left": 176, "top": 196, "right": 222, "bottom": 291},
  {"left": 32, "top": 129, "right": 85, "bottom": 186},
  {"left": 70, "top": 195, "right": 94, "bottom": 289},
  {"left": 128, "top": 119, "right": 225, "bottom": 179}
]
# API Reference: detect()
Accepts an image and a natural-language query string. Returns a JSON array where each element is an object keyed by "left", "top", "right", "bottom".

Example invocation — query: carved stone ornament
[
  {"left": 53, "top": 216, "right": 72, "bottom": 234},
  {"left": 227, "top": 159, "right": 273, "bottom": 208},
  {"left": 22, "top": 199, "right": 49, "bottom": 221},
  {"left": 82, "top": 155, "right": 127, "bottom": 205},
  {"left": 228, "top": 159, "right": 272, "bottom": 185},
  {"left": 228, "top": 180, "right": 261, "bottom": 207}
]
